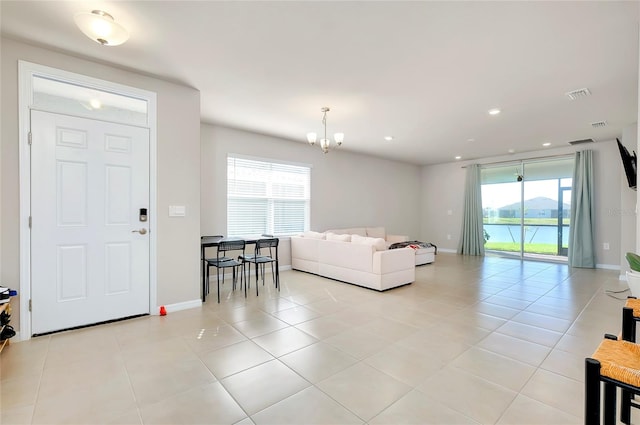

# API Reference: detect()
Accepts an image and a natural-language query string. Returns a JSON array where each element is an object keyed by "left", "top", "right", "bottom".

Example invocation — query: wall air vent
[
  {"left": 565, "top": 88, "right": 591, "bottom": 100},
  {"left": 591, "top": 121, "right": 607, "bottom": 128},
  {"left": 568, "top": 138, "right": 595, "bottom": 145}
]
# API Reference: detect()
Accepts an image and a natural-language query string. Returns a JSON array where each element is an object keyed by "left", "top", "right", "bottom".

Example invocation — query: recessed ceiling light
[
  {"left": 488, "top": 108, "right": 501, "bottom": 116},
  {"left": 455, "top": 156, "right": 462, "bottom": 160},
  {"left": 467, "top": 138, "right": 475, "bottom": 142},
  {"left": 384, "top": 136, "right": 394, "bottom": 141},
  {"left": 89, "top": 98, "right": 102, "bottom": 109},
  {"left": 542, "top": 142, "right": 551, "bottom": 147},
  {"left": 508, "top": 149, "right": 515, "bottom": 154}
]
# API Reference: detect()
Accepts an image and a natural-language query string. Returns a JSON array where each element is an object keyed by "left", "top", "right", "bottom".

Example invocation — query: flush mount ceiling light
[
  {"left": 74, "top": 10, "right": 129, "bottom": 46},
  {"left": 306, "top": 107, "right": 344, "bottom": 154},
  {"left": 488, "top": 108, "right": 501, "bottom": 116},
  {"left": 384, "top": 136, "right": 394, "bottom": 141},
  {"left": 542, "top": 142, "right": 551, "bottom": 147}
]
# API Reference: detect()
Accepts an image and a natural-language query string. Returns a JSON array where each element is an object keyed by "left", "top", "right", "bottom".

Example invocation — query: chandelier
[{"left": 306, "top": 107, "right": 344, "bottom": 154}]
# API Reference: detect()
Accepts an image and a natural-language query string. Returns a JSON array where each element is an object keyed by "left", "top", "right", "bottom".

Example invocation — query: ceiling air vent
[
  {"left": 591, "top": 121, "right": 607, "bottom": 128},
  {"left": 568, "top": 138, "right": 595, "bottom": 145},
  {"left": 565, "top": 88, "right": 591, "bottom": 100}
]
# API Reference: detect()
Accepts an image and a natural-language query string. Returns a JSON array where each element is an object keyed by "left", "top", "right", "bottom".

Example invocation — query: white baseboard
[
  {"left": 438, "top": 248, "right": 457, "bottom": 253},
  {"left": 9, "top": 331, "right": 22, "bottom": 342},
  {"left": 157, "top": 298, "right": 202, "bottom": 315},
  {"left": 596, "top": 264, "right": 620, "bottom": 271}
]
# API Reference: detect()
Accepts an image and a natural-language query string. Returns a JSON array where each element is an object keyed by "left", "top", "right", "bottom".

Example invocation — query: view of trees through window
[{"left": 481, "top": 158, "right": 573, "bottom": 259}]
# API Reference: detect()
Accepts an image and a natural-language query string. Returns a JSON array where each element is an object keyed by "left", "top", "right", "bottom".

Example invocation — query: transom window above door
[{"left": 32, "top": 76, "right": 148, "bottom": 126}]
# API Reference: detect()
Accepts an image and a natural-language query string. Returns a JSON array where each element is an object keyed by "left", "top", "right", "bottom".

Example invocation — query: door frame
[
  {"left": 481, "top": 156, "right": 574, "bottom": 262},
  {"left": 558, "top": 185, "right": 571, "bottom": 257},
  {"left": 18, "top": 61, "right": 158, "bottom": 340}
]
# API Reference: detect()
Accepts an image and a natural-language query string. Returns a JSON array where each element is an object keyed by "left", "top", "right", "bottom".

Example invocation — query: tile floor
[{"left": 0, "top": 253, "right": 636, "bottom": 424}]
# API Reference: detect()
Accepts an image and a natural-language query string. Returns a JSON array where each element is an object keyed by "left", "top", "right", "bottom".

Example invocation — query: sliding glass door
[
  {"left": 481, "top": 157, "right": 574, "bottom": 261},
  {"left": 482, "top": 166, "right": 523, "bottom": 257}
]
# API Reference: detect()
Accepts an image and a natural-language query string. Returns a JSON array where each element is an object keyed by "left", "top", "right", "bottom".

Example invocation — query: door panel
[
  {"left": 57, "top": 244, "right": 87, "bottom": 301},
  {"left": 57, "top": 160, "right": 88, "bottom": 226},
  {"left": 106, "top": 165, "right": 131, "bottom": 224},
  {"left": 105, "top": 242, "right": 131, "bottom": 295},
  {"left": 31, "top": 110, "right": 150, "bottom": 335}
]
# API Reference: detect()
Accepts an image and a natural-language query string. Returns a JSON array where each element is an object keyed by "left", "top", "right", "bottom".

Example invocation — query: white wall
[
  {"left": 420, "top": 140, "right": 623, "bottom": 268},
  {"left": 1, "top": 38, "right": 202, "bottom": 329},
  {"left": 419, "top": 162, "right": 466, "bottom": 251},
  {"left": 621, "top": 124, "right": 638, "bottom": 275},
  {"left": 201, "top": 124, "right": 422, "bottom": 265}
]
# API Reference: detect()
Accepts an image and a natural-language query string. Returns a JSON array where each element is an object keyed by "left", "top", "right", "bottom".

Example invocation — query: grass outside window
[
  {"left": 484, "top": 218, "right": 570, "bottom": 225},
  {"left": 485, "top": 242, "right": 560, "bottom": 255}
]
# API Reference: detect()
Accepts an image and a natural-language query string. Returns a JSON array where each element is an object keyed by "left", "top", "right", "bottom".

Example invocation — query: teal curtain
[
  {"left": 568, "top": 150, "right": 595, "bottom": 268},
  {"left": 458, "top": 164, "right": 484, "bottom": 256}
]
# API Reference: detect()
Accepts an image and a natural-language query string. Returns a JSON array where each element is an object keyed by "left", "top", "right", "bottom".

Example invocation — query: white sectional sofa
[
  {"left": 324, "top": 226, "right": 409, "bottom": 246},
  {"left": 290, "top": 227, "right": 416, "bottom": 291},
  {"left": 326, "top": 226, "right": 436, "bottom": 266}
]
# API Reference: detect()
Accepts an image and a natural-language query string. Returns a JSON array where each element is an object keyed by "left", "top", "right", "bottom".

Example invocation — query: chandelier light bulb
[
  {"left": 320, "top": 138, "right": 330, "bottom": 153},
  {"left": 306, "top": 132, "right": 317, "bottom": 145}
]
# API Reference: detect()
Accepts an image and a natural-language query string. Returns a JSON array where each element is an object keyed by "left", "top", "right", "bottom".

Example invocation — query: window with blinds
[{"left": 227, "top": 155, "right": 310, "bottom": 237}]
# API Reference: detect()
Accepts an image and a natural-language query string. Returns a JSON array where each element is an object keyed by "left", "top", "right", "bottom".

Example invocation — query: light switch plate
[{"left": 169, "top": 205, "right": 186, "bottom": 217}]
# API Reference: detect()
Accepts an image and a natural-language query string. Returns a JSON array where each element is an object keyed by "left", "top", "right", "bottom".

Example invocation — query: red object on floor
[{"left": 159, "top": 306, "right": 167, "bottom": 316}]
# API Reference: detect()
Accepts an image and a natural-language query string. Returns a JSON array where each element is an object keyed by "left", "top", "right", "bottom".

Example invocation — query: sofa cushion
[
  {"left": 366, "top": 226, "right": 386, "bottom": 239},
  {"left": 326, "top": 227, "right": 367, "bottom": 237},
  {"left": 303, "top": 230, "right": 326, "bottom": 239},
  {"left": 352, "top": 234, "right": 387, "bottom": 251},
  {"left": 326, "top": 232, "right": 351, "bottom": 242},
  {"left": 290, "top": 235, "right": 319, "bottom": 262},
  {"left": 319, "top": 240, "right": 374, "bottom": 272}
]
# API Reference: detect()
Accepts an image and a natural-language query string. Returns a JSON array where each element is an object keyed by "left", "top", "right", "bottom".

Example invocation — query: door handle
[{"left": 132, "top": 228, "right": 148, "bottom": 235}]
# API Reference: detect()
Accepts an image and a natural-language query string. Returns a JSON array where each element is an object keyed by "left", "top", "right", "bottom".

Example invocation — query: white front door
[{"left": 31, "top": 110, "right": 150, "bottom": 335}]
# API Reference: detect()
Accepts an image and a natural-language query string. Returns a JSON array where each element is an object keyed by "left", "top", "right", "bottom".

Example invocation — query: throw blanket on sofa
[{"left": 389, "top": 241, "right": 437, "bottom": 255}]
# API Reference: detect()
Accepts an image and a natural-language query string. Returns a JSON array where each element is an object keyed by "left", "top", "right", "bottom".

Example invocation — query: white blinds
[{"left": 227, "top": 156, "right": 310, "bottom": 237}]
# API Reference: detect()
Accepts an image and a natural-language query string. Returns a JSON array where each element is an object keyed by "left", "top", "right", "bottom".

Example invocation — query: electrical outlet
[
  {"left": 603, "top": 242, "right": 610, "bottom": 250},
  {"left": 447, "top": 210, "right": 453, "bottom": 216},
  {"left": 447, "top": 234, "right": 452, "bottom": 240}
]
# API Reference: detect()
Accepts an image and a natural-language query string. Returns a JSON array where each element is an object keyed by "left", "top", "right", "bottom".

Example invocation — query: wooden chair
[
  {"left": 585, "top": 333, "right": 640, "bottom": 425},
  {"left": 622, "top": 297, "right": 640, "bottom": 343}
]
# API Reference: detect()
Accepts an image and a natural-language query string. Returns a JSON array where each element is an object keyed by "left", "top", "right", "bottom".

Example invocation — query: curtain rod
[{"left": 461, "top": 152, "right": 575, "bottom": 168}]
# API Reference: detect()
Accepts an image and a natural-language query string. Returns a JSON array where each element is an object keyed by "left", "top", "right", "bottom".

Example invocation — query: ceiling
[{"left": 2, "top": 1, "right": 639, "bottom": 165}]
